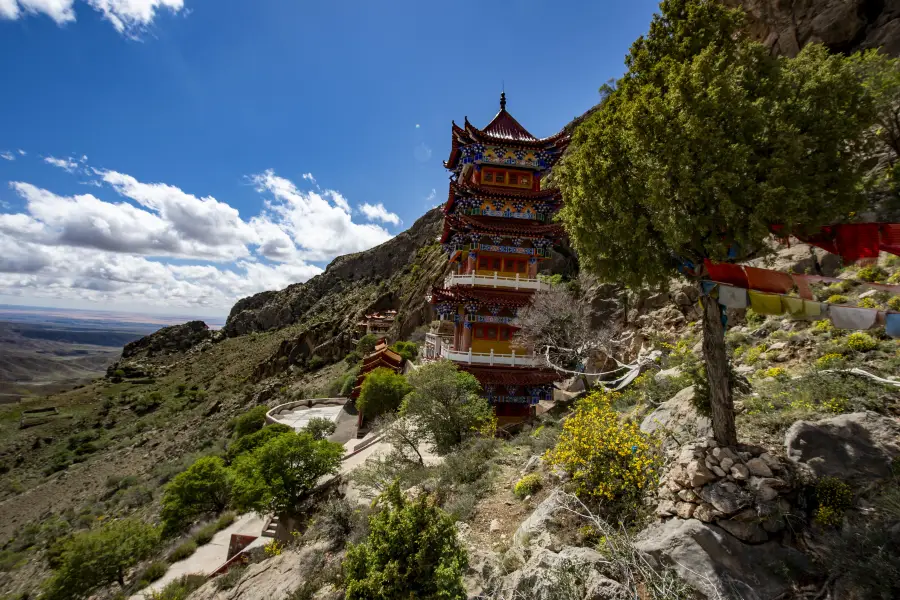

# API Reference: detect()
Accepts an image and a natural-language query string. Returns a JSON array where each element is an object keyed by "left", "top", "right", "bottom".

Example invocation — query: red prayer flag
[
  {"left": 836, "top": 223, "right": 880, "bottom": 262},
  {"left": 744, "top": 266, "right": 794, "bottom": 294},
  {"left": 792, "top": 275, "right": 815, "bottom": 300},
  {"left": 704, "top": 260, "right": 749, "bottom": 288},
  {"left": 881, "top": 224, "right": 900, "bottom": 256}
]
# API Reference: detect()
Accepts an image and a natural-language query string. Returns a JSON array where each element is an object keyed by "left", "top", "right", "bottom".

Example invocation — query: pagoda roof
[
  {"left": 444, "top": 181, "right": 561, "bottom": 214},
  {"left": 430, "top": 286, "right": 535, "bottom": 308},
  {"left": 351, "top": 341, "right": 404, "bottom": 399},
  {"left": 445, "top": 94, "right": 570, "bottom": 169},
  {"left": 461, "top": 366, "right": 560, "bottom": 386},
  {"left": 440, "top": 214, "right": 565, "bottom": 243}
]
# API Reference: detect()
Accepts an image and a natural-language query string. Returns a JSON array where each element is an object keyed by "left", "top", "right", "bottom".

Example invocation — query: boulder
[
  {"left": 640, "top": 386, "right": 713, "bottom": 442},
  {"left": 700, "top": 481, "right": 752, "bottom": 515},
  {"left": 785, "top": 412, "right": 900, "bottom": 484},
  {"left": 187, "top": 543, "right": 331, "bottom": 600},
  {"left": 512, "top": 489, "right": 566, "bottom": 553},
  {"left": 636, "top": 518, "right": 814, "bottom": 600},
  {"left": 497, "top": 546, "right": 627, "bottom": 600}
]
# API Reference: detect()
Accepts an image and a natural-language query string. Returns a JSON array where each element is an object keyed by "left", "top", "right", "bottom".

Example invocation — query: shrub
[
  {"left": 762, "top": 367, "right": 787, "bottom": 379},
  {"left": 304, "top": 417, "right": 336, "bottom": 440},
  {"left": 168, "top": 540, "right": 198, "bottom": 562},
  {"left": 231, "top": 405, "right": 269, "bottom": 439},
  {"left": 813, "top": 319, "right": 835, "bottom": 334},
  {"left": 513, "top": 474, "right": 542, "bottom": 499},
  {"left": 136, "top": 561, "right": 168, "bottom": 587},
  {"left": 743, "top": 344, "right": 767, "bottom": 365},
  {"left": 889, "top": 271, "right": 900, "bottom": 284},
  {"left": 193, "top": 522, "right": 218, "bottom": 545},
  {"left": 846, "top": 332, "right": 877, "bottom": 352},
  {"left": 147, "top": 574, "right": 207, "bottom": 600},
  {"left": 42, "top": 519, "right": 160, "bottom": 598},
  {"left": 744, "top": 308, "right": 765, "bottom": 327},
  {"left": 226, "top": 423, "right": 293, "bottom": 462},
  {"left": 822, "top": 397, "right": 851, "bottom": 414},
  {"left": 826, "top": 294, "right": 849, "bottom": 304},
  {"left": 311, "top": 497, "right": 356, "bottom": 544},
  {"left": 132, "top": 394, "right": 162, "bottom": 415},
  {"left": 814, "top": 477, "right": 853, "bottom": 527},
  {"left": 340, "top": 366, "right": 360, "bottom": 396},
  {"left": 857, "top": 265, "right": 888, "bottom": 282},
  {"left": 401, "top": 360, "right": 493, "bottom": 455},
  {"left": 389, "top": 341, "right": 419, "bottom": 362},
  {"left": 888, "top": 296, "right": 900, "bottom": 311},
  {"left": 857, "top": 297, "right": 880, "bottom": 309},
  {"left": 231, "top": 432, "right": 343, "bottom": 514},
  {"left": 215, "top": 565, "right": 246, "bottom": 591},
  {"left": 357, "top": 367, "right": 411, "bottom": 420},
  {"left": 815, "top": 353, "right": 846, "bottom": 370},
  {"left": 544, "top": 391, "right": 661, "bottom": 507},
  {"left": 161, "top": 456, "right": 232, "bottom": 534},
  {"left": 344, "top": 483, "right": 467, "bottom": 600},
  {"left": 307, "top": 354, "right": 326, "bottom": 370}
]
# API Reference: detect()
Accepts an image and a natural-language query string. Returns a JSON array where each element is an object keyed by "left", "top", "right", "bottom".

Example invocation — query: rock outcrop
[
  {"left": 121, "top": 321, "right": 212, "bottom": 359},
  {"left": 226, "top": 208, "right": 445, "bottom": 338},
  {"left": 635, "top": 517, "right": 814, "bottom": 600},
  {"left": 785, "top": 411, "right": 900, "bottom": 483},
  {"left": 725, "top": 0, "right": 900, "bottom": 57}
]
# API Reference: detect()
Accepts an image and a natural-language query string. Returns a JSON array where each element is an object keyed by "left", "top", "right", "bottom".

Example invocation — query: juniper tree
[{"left": 555, "top": 0, "right": 891, "bottom": 444}]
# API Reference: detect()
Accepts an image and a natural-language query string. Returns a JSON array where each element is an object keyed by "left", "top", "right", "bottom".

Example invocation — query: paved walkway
[
  {"left": 129, "top": 513, "right": 266, "bottom": 599},
  {"left": 272, "top": 404, "right": 344, "bottom": 431}
]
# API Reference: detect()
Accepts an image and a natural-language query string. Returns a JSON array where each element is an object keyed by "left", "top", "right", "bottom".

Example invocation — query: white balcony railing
[
  {"left": 439, "top": 345, "right": 541, "bottom": 367},
  {"left": 445, "top": 272, "right": 551, "bottom": 291}
]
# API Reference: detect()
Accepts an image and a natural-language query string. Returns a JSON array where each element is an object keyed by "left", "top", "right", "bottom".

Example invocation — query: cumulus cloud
[
  {"left": 251, "top": 169, "right": 394, "bottom": 261},
  {"left": 0, "top": 151, "right": 14, "bottom": 161},
  {"left": 0, "top": 0, "right": 183, "bottom": 36},
  {"left": 360, "top": 202, "right": 401, "bottom": 226},
  {"left": 44, "top": 155, "right": 79, "bottom": 173},
  {"left": 0, "top": 166, "right": 399, "bottom": 313}
]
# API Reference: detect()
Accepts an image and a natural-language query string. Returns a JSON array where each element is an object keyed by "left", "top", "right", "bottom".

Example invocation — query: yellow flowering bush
[
  {"left": 744, "top": 344, "right": 767, "bottom": 365},
  {"left": 513, "top": 474, "right": 542, "bottom": 499},
  {"left": 815, "top": 353, "right": 845, "bottom": 370},
  {"left": 543, "top": 391, "right": 661, "bottom": 503},
  {"left": 822, "top": 397, "right": 850, "bottom": 414},
  {"left": 846, "top": 332, "right": 877, "bottom": 352},
  {"left": 762, "top": 367, "right": 787, "bottom": 379},
  {"left": 814, "top": 476, "right": 852, "bottom": 526},
  {"left": 888, "top": 296, "right": 900, "bottom": 311},
  {"left": 263, "top": 539, "right": 283, "bottom": 557},
  {"left": 826, "top": 294, "right": 849, "bottom": 304},
  {"left": 812, "top": 319, "right": 834, "bottom": 334},
  {"left": 857, "top": 297, "right": 880, "bottom": 309}
]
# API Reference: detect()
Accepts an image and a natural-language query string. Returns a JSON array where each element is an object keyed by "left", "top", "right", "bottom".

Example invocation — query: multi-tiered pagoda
[{"left": 429, "top": 93, "right": 570, "bottom": 425}]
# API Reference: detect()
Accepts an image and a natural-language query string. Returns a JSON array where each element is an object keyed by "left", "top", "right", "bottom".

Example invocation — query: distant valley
[{"left": 0, "top": 305, "right": 225, "bottom": 403}]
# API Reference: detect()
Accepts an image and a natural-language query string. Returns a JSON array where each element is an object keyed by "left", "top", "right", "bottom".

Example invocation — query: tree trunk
[{"left": 699, "top": 290, "right": 737, "bottom": 446}]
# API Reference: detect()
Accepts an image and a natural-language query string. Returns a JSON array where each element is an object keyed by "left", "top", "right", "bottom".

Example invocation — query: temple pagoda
[{"left": 428, "top": 93, "right": 570, "bottom": 425}]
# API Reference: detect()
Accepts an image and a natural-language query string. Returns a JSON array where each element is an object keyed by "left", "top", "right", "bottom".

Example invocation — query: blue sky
[{"left": 0, "top": 0, "right": 661, "bottom": 317}]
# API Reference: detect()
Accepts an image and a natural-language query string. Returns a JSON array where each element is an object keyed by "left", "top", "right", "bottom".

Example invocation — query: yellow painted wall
[
  {"left": 471, "top": 339, "right": 513, "bottom": 354},
  {"left": 474, "top": 268, "right": 520, "bottom": 278}
]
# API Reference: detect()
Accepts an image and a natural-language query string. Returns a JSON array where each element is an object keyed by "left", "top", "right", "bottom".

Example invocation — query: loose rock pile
[{"left": 656, "top": 439, "right": 793, "bottom": 543}]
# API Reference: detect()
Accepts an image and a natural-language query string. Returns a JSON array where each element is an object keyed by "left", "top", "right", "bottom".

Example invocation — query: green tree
[
  {"left": 389, "top": 341, "right": 419, "bottom": 362},
  {"left": 231, "top": 431, "right": 343, "bottom": 513},
  {"left": 230, "top": 405, "right": 269, "bottom": 439},
  {"left": 304, "top": 416, "right": 337, "bottom": 440},
  {"left": 343, "top": 482, "right": 467, "bottom": 600},
  {"left": 43, "top": 519, "right": 160, "bottom": 598},
  {"left": 161, "top": 456, "right": 232, "bottom": 533},
  {"left": 357, "top": 367, "right": 411, "bottom": 420},
  {"left": 555, "top": 0, "right": 887, "bottom": 445},
  {"left": 357, "top": 334, "right": 379, "bottom": 355},
  {"left": 402, "top": 360, "right": 492, "bottom": 455},
  {"left": 226, "top": 423, "right": 293, "bottom": 463}
]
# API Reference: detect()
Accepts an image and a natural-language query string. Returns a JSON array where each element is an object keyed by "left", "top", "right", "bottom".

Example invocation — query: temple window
[
  {"left": 483, "top": 172, "right": 493, "bottom": 182},
  {"left": 495, "top": 172, "right": 505, "bottom": 183}
]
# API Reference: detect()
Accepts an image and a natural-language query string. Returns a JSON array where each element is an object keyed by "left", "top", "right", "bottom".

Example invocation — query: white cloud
[
  {"left": 302, "top": 172, "right": 316, "bottom": 184},
  {"left": 0, "top": 151, "right": 14, "bottom": 161},
  {"left": 360, "top": 202, "right": 401, "bottom": 226},
  {"left": 17, "top": 149, "right": 26, "bottom": 156},
  {"left": 44, "top": 155, "right": 79, "bottom": 173},
  {"left": 0, "top": 166, "right": 400, "bottom": 313},
  {"left": 251, "top": 169, "right": 393, "bottom": 261},
  {"left": 425, "top": 188, "right": 436, "bottom": 203},
  {"left": 0, "top": 0, "right": 184, "bottom": 36}
]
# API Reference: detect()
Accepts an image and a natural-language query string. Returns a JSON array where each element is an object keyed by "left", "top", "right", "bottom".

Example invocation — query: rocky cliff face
[
  {"left": 236, "top": 208, "right": 449, "bottom": 379},
  {"left": 726, "top": 0, "right": 900, "bottom": 56}
]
